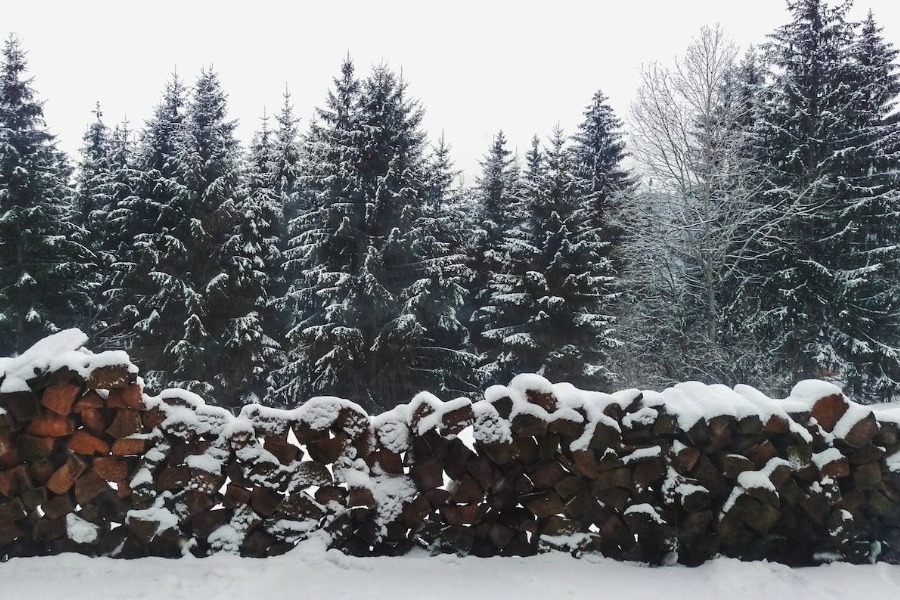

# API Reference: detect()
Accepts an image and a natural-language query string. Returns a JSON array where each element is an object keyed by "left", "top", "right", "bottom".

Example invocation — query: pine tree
[
  {"left": 827, "top": 11, "right": 900, "bottom": 400},
  {"left": 280, "top": 59, "right": 470, "bottom": 411},
  {"left": 113, "top": 72, "right": 188, "bottom": 386},
  {"left": 240, "top": 111, "right": 288, "bottom": 403},
  {"left": 97, "top": 118, "right": 140, "bottom": 350},
  {"left": 0, "top": 35, "right": 94, "bottom": 355},
  {"left": 467, "top": 130, "right": 521, "bottom": 382},
  {"left": 570, "top": 90, "right": 632, "bottom": 274},
  {"left": 477, "top": 127, "right": 617, "bottom": 387},
  {"left": 73, "top": 104, "right": 113, "bottom": 246},
  {"left": 277, "top": 58, "right": 362, "bottom": 406},
  {"left": 749, "top": 0, "right": 897, "bottom": 395},
  {"left": 114, "top": 70, "right": 277, "bottom": 406}
]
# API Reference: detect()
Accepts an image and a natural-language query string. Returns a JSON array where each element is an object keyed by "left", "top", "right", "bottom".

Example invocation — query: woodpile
[
  {"left": 0, "top": 364, "right": 144, "bottom": 557},
  {"left": 4, "top": 331, "right": 900, "bottom": 565}
]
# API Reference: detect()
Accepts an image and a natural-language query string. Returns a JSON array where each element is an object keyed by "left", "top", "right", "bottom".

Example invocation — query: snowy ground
[{"left": 3, "top": 537, "right": 900, "bottom": 600}]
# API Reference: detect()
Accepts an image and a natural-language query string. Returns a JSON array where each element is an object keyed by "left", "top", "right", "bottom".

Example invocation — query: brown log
[
  {"left": 510, "top": 414, "right": 548, "bottom": 437},
  {"left": 26, "top": 412, "right": 76, "bottom": 437},
  {"left": 79, "top": 407, "right": 108, "bottom": 435},
  {"left": 0, "top": 433, "right": 17, "bottom": 468},
  {"left": 74, "top": 470, "right": 110, "bottom": 505},
  {"left": 347, "top": 487, "right": 376, "bottom": 509},
  {"left": 3, "top": 391, "right": 40, "bottom": 422},
  {"left": 410, "top": 457, "right": 444, "bottom": 491},
  {"left": 193, "top": 508, "right": 229, "bottom": 537},
  {"left": 0, "top": 518, "right": 25, "bottom": 545},
  {"left": 529, "top": 461, "right": 569, "bottom": 490},
  {"left": 27, "top": 458, "right": 57, "bottom": 486},
  {"left": 111, "top": 437, "right": 146, "bottom": 456},
  {"left": 225, "top": 483, "right": 252, "bottom": 507},
  {"left": 41, "top": 493, "right": 75, "bottom": 519},
  {"left": 441, "top": 403, "right": 475, "bottom": 436},
  {"left": 40, "top": 383, "right": 81, "bottom": 416},
  {"left": 92, "top": 456, "right": 129, "bottom": 482},
  {"left": 0, "top": 465, "right": 32, "bottom": 498},
  {"left": 570, "top": 449, "right": 600, "bottom": 479},
  {"left": 156, "top": 466, "right": 191, "bottom": 491},
  {"left": 276, "top": 493, "right": 325, "bottom": 521},
  {"left": 106, "top": 384, "right": 143, "bottom": 410},
  {"left": 68, "top": 430, "right": 110, "bottom": 456},
  {"left": 440, "top": 502, "right": 485, "bottom": 525},
  {"left": 525, "top": 492, "right": 566, "bottom": 518},
  {"left": 305, "top": 433, "right": 347, "bottom": 463},
  {"left": 0, "top": 411, "right": 14, "bottom": 435},
  {"left": 105, "top": 409, "right": 142, "bottom": 439},
  {"left": 592, "top": 487, "right": 630, "bottom": 512},
  {"left": 0, "top": 497, "right": 27, "bottom": 521},
  {"left": 591, "top": 467, "right": 632, "bottom": 491},
  {"left": 88, "top": 365, "right": 133, "bottom": 390},
  {"left": 33, "top": 516, "right": 67, "bottom": 542},
  {"left": 372, "top": 448, "right": 404, "bottom": 475},
  {"left": 46, "top": 453, "right": 88, "bottom": 495},
  {"left": 20, "top": 486, "right": 48, "bottom": 511},
  {"left": 250, "top": 486, "right": 281, "bottom": 517},
  {"left": 449, "top": 472, "right": 484, "bottom": 504},
  {"left": 843, "top": 412, "right": 879, "bottom": 448},
  {"left": 554, "top": 476, "right": 587, "bottom": 500},
  {"left": 480, "top": 441, "right": 520, "bottom": 466},
  {"left": 263, "top": 435, "right": 301, "bottom": 465},
  {"left": 313, "top": 485, "right": 346, "bottom": 506},
  {"left": 71, "top": 391, "right": 104, "bottom": 412},
  {"left": 182, "top": 490, "right": 215, "bottom": 516},
  {"left": 811, "top": 394, "right": 848, "bottom": 432},
  {"left": 853, "top": 462, "right": 884, "bottom": 491}
]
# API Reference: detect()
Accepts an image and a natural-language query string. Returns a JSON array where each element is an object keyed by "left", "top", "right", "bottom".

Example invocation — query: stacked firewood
[
  {"left": 4, "top": 332, "right": 900, "bottom": 565},
  {"left": 0, "top": 361, "right": 146, "bottom": 557}
]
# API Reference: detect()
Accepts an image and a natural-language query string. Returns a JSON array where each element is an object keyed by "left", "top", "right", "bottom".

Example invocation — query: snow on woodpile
[{"left": 5, "top": 331, "right": 900, "bottom": 566}]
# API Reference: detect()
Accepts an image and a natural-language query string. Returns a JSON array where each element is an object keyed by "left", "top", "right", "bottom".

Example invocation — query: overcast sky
[{"left": 4, "top": 0, "right": 899, "bottom": 180}]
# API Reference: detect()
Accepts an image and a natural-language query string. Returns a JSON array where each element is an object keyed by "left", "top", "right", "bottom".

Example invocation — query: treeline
[{"left": 1, "top": 0, "right": 899, "bottom": 410}]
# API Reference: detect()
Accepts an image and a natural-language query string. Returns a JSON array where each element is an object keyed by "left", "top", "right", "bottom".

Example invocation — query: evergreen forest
[{"left": 2, "top": 0, "right": 900, "bottom": 412}]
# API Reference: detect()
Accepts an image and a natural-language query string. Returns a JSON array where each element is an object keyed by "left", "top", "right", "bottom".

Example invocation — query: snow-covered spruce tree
[
  {"left": 73, "top": 104, "right": 112, "bottom": 247},
  {"left": 0, "top": 35, "right": 94, "bottom": 355},
  {"left": 570, "top": 90, "right": 633, "bottom": 276},
  {"left": 827, "top": 10, "right": 900, "bottom": 400},
  {"left": 748, "top": 0, "right": 900, "bottom": 400},
  {"left": 272, "top": 89, "right": 304, "bottom": 240},
  {"left": 97, "top": 118, "right": 141, "bottom": 350},
  {"left": 276, "top": 58, "right": 362, "bottom": 406},
  {"left": 414, "top": 133, "right": 478, "bottom": 395},
  {"left": 116, "top": 70, "right": 278, "bottom": 407},
  {"left": 466, "top": 130, "right": 521, "bottom": 382},
  {"left": 177, "top": 69, "right": 280, "bottom": 406},
  {"left": 110, "top": 72, "right": 188, "bottom": 386},
  {"left": 749, "top": 0, "right": 856, "bottom": 386},
  {"left": 240, "top": 111, "right": 289, "bottom": 403},
  {"left": 279, "top": 59, "right": 470, "bottom": 411},
  {"left": 477, "top": 127, "right": 616, "bottom": 387}
]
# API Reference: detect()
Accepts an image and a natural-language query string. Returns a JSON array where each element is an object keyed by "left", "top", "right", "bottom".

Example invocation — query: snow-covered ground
[{"left": 2, "top": 537, "right": 900, "bottom": 600}]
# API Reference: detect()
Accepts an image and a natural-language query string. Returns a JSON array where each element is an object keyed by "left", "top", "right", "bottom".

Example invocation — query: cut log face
[
  {"left": 811, "top": 394, "right": 848, "bottom": 432},
  {"left": 87, "top": 365, "right": 134, "bottom": 390},
  {"left": 46, "top": 454, "right": 88, "bottom": 495},
  {"left": 106, "top": 385, "right": 143, "bottom": 410},
  {"left": 105, "top": 410, "right": 143, "bottom": 439},
  {"left": 40, "top": 384, "right": 81, "bottom": 416},
  {"left": 27, "top": 412, "right": 76, "bottom": 438},
  {"left": 68, "top": 431, "right": 110, "bottom": 456}
]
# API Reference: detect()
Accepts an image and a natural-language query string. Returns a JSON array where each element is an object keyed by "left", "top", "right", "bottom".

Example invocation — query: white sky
[{"left": 4, "top": 0, "right": 899, "bottom": 180}]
